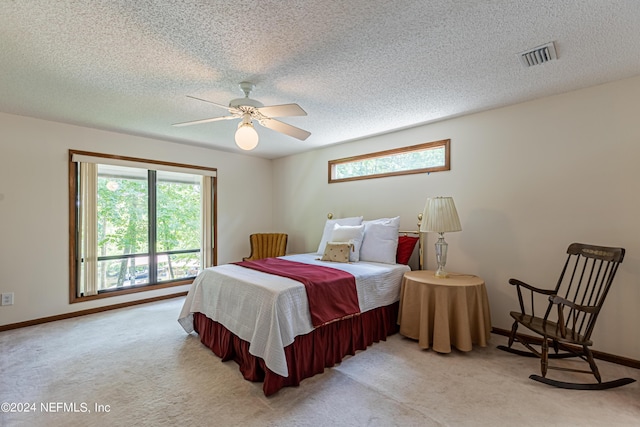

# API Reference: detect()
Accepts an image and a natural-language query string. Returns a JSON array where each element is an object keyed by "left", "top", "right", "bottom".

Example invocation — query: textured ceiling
[{"left": 1, "top": 1, "right": 639, "bottom": 159}]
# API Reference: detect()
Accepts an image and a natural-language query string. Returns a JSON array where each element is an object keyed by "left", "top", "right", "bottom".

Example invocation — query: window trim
[
  {"left": 328, "top": 139, "right": 450, "bottom": 183},
  {"left": 68, "top": 150, "right": 217, "bottom": 303}
]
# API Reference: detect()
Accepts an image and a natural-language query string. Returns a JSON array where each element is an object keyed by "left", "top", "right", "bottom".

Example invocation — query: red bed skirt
[{"left": 193, "top": 301, "right": 399, "bottom": 396}]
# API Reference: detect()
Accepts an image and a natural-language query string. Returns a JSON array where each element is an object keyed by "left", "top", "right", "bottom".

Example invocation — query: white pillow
[
  {"left": 316, "top": 216, "right": 363, "bottom": 254},
  {"left": 359, "top": 217, "right": 401, "bottom": 264},
  {"left": 330, "top": 224, "right": 365, "bottom": 262},
  {"left": 363, "top": 216, "right": 400, "bottom": 227}
]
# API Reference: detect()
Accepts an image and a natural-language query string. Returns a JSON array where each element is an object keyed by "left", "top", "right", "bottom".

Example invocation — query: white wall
[
  {"left": 273, "top": 75, "right": 640, "bottom": 361},
  {"left": 0, "top": 113, "right": 273, "bottom": 326},
  {"left": 2, "top": 74, "right": 639, "bottom": 361}
]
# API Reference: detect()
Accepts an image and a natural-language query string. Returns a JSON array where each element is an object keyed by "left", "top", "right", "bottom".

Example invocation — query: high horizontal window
[
  {"left": 69, "top": 150, "right": 216, "bottom": 302},
  {"left": 328, "top": 139, "right": 450, "bottom": 183}
]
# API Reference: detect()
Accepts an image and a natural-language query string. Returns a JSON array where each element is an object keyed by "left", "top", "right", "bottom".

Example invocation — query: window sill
[{"left": 70, "top": 279, "right": 193, "bottom": 303}]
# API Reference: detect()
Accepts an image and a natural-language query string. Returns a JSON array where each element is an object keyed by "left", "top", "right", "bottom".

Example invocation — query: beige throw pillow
[{"left": 320, "top": 242, "right": 354, "bottom": 263}]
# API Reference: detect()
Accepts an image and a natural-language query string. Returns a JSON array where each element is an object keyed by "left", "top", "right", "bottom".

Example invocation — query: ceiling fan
[{"left": 172, "top": 82, "right": 311, "bottom": 150}]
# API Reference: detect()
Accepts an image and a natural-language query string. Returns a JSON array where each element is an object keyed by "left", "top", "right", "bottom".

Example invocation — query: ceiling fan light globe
[{"left": 235, "top": 123, "right": 259, "bottom": 150}]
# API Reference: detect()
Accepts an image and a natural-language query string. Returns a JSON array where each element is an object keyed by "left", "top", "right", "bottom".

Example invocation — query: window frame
[
  {"left": 68, "top": 150, "right": 217, "bottom": 303},
  {"left": 328, "top": 139, "right": 450, "bottom": 183}
]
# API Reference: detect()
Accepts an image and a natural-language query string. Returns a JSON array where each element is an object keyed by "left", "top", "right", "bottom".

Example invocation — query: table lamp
[{"left": 420, "top": 196, "right": 462, "bottom": 278}]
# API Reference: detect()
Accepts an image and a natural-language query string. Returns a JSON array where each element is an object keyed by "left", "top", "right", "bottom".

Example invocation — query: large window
[
  {"left": 69, "top": 151, "right": 216, "bottom": 302},
  {"left": 328, "top": 139, "right": 450, "bottom": 183}
]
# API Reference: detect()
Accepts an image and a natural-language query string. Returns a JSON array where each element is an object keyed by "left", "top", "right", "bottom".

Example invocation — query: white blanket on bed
[{"left": 178, "top": 253, "right": 410, "bottom": 377}]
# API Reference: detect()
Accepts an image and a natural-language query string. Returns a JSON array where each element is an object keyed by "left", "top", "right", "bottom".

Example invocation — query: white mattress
[{"left": 178, "top": 253, "right": 410, "bottom": 377}]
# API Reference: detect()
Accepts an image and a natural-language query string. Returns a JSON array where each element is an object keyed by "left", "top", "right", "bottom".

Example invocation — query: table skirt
[{"left": 398, "top": 275, "right": 491, "bottom": 353}]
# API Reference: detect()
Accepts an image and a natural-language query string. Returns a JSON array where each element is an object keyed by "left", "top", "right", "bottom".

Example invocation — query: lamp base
[
  {"left": 434, "top": 233, "right": 449, "bottom": 278},
  {"left": 434, "top": 267, "right": 449, "bottom": 278}
]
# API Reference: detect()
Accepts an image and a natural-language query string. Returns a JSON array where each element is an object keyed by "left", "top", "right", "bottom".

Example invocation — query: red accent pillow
[{"left": 396, "top": 236, "right": 419, "bottom": 265}]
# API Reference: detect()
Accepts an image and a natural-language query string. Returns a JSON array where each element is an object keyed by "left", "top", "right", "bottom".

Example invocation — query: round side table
[{"left": 398, "top": 270, "right": 492, "bottom": 353}]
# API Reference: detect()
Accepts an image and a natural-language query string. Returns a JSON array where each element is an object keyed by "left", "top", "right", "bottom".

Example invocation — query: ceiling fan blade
[
  {"left": 172, "top": 115, "right": 236, "bottom": 127},
  {"left": 186, "top": 95, "right": 230, "bottom": 111},
  {"left": 260, "top": 118, "right": 311, "bottom": 141},
  {"left": 257, "top": 103, "right": 307, "bottom": 117}
]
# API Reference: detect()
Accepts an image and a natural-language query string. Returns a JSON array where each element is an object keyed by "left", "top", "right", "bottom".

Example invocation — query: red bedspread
[{"left": 233, "top": 258, "right": 360, "bottom": 327}]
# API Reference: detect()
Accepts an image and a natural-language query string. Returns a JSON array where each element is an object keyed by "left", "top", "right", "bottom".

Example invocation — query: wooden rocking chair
[{"left": 498, "top": 243, "right": 635, "bottom": 390}]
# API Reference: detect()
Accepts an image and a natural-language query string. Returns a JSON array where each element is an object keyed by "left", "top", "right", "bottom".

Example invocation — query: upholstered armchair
[{"left": 243, "top": 233, "right": 288, "bottom": 261}]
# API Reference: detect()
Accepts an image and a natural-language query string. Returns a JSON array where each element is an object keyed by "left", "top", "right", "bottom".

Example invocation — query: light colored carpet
[{"left": 1, "top": 297, "right": 639, "bottom": 427}]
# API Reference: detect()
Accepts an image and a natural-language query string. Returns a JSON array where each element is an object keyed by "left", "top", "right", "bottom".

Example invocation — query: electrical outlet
[{"left": 1, "top": 292, "right": 14, "bottom": 306}]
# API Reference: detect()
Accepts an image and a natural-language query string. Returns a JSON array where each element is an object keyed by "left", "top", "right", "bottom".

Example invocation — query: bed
[{"left": 178, "top": 216, "right": 420, "bottom": 395}]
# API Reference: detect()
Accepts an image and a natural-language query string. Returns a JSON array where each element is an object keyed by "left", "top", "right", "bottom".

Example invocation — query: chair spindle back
[{"left": 545, "top": 243, "right": 625, "bottom": 341}]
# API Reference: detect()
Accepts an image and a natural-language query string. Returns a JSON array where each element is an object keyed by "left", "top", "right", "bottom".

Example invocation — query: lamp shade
[{"left": 420, "top": 196, "right": 462, "bottom": 233}]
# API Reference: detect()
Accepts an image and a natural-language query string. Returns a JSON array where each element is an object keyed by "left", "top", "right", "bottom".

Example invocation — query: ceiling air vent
[{"left": 518, "top": 42, "right": 557, "bottom": 67}]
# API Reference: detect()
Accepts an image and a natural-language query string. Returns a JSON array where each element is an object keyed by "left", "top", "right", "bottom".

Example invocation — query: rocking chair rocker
[{"left": 498, "top": 242, "right": 635, "bottom": 390}]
